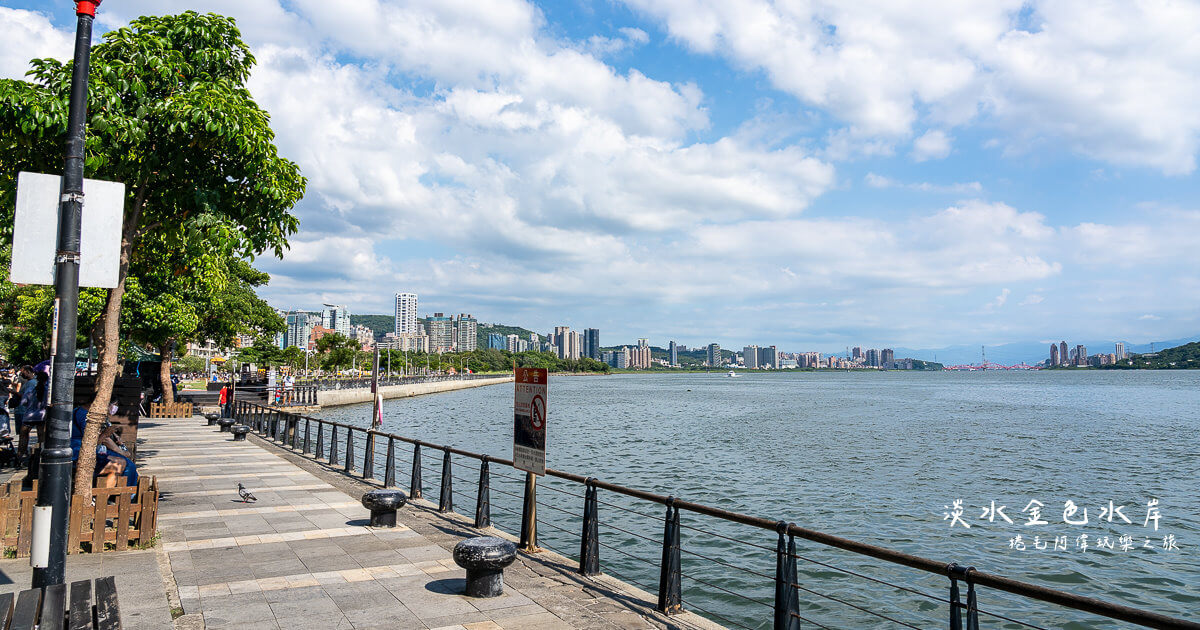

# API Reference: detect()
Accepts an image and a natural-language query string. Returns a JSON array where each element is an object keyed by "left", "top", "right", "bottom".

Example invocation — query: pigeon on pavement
[{"left": 237, "top": 483, "right": 257, "bottom": 503}]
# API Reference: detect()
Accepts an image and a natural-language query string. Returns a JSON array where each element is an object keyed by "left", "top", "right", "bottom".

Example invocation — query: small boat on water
[{"left": 727, "top": 370, "right": 738, "bottom": 377}]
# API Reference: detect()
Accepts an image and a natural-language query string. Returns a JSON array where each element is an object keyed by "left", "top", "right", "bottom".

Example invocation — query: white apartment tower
[
  {"left": 394, "top": 293, "right": 418, "bottom": 335},
  {"left": 321, "top": 304, "right": 351, "bottom": 337}
]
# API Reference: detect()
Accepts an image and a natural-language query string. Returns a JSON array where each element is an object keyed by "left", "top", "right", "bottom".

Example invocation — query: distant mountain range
[{"left": 891, "top": 335, "right": 1200, "bottom": 366}]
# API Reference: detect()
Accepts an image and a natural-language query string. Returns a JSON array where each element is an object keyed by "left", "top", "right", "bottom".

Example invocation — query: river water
[{"left": 319, "top": 371, "right": 1198, "bottom": 629}]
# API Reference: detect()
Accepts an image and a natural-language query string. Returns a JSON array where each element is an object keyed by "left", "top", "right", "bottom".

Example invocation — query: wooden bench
[{"left": 0, "top": 575, "right": 120, "bottom": 629}]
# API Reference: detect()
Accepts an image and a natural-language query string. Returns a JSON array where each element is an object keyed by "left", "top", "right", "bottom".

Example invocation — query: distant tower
[
  {"left": 1050, "top": 343, "right": 1059, "bottom": 366},
  {"left": 1059, "top": 341, "right": 1068, "bottom": 365}
]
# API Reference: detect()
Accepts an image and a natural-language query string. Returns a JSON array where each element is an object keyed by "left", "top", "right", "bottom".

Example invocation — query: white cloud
[
  {"left": 864, "top": 172, "right": 981, "bottom": 194},
  {"left": 912, "top": 130, "right": 952, "bottom": 161},
  {"left": 984, "top": 288, "right": 1011, "bottom": 310},
  {"left": 0, "top": 8, "right": 72, "bottom": 80},
  {"left": 1019, "top": 294, "right": 1044, "bottom": 306},
  {"left": 1139, "top": 314, "right": 1161, "bottom": 321},
  {"left": 623, "top": 0, "right": 1200, "bottom": 173}
]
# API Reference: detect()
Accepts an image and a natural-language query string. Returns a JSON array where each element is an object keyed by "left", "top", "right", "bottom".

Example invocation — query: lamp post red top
[{"left": 76, "top": 1, "right": 100, "bottom": 17}]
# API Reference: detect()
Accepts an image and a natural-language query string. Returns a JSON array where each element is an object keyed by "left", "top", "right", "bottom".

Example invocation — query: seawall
[{"left": 316, "top": 375, "right": 512, "bottom": 407}]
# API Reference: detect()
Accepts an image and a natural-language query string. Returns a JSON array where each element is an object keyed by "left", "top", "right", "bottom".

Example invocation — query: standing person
[
  {"left": 12, "top": 365, "right": 42, "bottom": 465},
  {"left": 218, "top": 384, "right": 228, "bottom": 417}
]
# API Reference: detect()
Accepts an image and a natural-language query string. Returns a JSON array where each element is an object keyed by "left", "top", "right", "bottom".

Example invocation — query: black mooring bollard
[
  {"left": 361, "top": 489, "right": 407, "bottom": 527},
  {"left": 453, "top": 537, "right": 517, "bottom": 598}
]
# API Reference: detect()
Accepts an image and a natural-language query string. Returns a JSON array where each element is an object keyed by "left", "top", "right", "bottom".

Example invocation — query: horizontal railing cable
[
  {"left": 680, "top": 572, "right": 773, "bottom": 611},
  {"left": 787, "top": 580, "right": 924, "bottom": 629}
]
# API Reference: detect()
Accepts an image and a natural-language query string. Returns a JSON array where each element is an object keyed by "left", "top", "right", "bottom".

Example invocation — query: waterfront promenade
[{"left": 140, "top": 416, "right": 722, "bottom": 629}]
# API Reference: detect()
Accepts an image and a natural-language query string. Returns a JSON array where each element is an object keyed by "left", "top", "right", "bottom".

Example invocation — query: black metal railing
[
  {"left": 295, "top": 373, "right": 506, "bottom": 391},
  {"left": 228, "top": 400, "right": 1198, "bottom": 630}
]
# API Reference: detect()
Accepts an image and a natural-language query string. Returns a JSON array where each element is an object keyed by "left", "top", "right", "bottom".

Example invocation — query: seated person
[{"left": 71, "top": 407, "right": 137, "bottom": 488}]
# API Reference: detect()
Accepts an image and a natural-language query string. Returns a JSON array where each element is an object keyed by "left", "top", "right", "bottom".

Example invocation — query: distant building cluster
[{"left": 1049, "top": 341, "right": 1126, "bottom": 367}]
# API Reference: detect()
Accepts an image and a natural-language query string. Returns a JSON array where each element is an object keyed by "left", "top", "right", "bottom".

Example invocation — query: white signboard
[
  {"left": 10, "top": 171, "right": 124, "bottom": 288},
  {"left": 513, "top": 367, "right": 547, "bottom": 475}
]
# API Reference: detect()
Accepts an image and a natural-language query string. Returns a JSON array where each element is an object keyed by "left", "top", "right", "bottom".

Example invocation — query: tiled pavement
[{"left": 139, "top": 417, "right": 723, "bottom": 630}]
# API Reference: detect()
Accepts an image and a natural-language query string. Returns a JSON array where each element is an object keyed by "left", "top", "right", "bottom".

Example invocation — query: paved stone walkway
[
  {"left": 140, "top": 417, "right": 722, "bottom": 630},
  {"left": 0, "top": 546, "right": 174, "bottom": 629}
]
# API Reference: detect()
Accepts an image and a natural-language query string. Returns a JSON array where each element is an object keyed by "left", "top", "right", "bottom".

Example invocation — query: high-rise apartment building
[
  {"left": 552, "top": 326, "right": 580, "bottom": 360},
  {"left": 668, "top": 341, "right": 678, "bottom": 367},
  {"left": 1050, "top": 343, "right": 1060, "bottom": 366},
  {"left": 488, "top": 333, "right": 505, "bottom": 350},
  {"left": 321, "top": 304, "right": 352, "bottom": 337},
  {"left": 866, "top": 348, "right": 880, "bottom": 367},
  {"left": 760, "top": 346, "right": 778, "bottom": 369},
  {"left": 455, "top": 314, "right": 478, "bottom": 352},
  {"left": 1074, "top": 345, "right": 1087, "bottom": 367},
  {"left": 285, "top": 312, "right": 321, "bottom": 349},
  {"left": 427, "top": 313, "right": 455, "bottom": 352},
  {"left": 881, "top": 348, "right": 894, "bottom": 367},
  {"left": 629, "top": 338, "right": 652, "bottom": 369},
  {"left": 743, "top": 345, "right": 759, "bottom": 369},
  {"left": 394, "top": 293, "right": 418, "bottom": 335},
  {"left": 706, "top": 343, "right": 722, "bottom": 367},
  {"left": 852, "top": 346, "right": 863, "bottom": 361},
  {"left": 1059, "top": 341, "right": 1068, "bottom": 366},
  {"left": 584, "top": 328, "right": 601, "bottom": 360},
  {"left": 1114, "top": 342, "right": 1125, "bottom": 360}
]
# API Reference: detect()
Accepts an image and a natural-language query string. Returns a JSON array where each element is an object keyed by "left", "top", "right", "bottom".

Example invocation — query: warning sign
[{"left": 513, "top": 367, "right": 547, "bottom": 475}]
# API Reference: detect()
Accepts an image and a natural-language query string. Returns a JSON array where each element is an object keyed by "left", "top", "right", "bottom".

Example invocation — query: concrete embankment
[{"left": 317, "top": 375, "right": 513, "bottom": 407}]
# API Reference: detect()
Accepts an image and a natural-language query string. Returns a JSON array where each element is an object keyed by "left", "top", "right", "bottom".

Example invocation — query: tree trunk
[
  {"left": 74, "top": 186, "right": 144, "bottom": 500},
  {"left": 74, "top": 279, "right": 125, "bottom": 499},
  {"left": 159, "top": 341, "right": 174, "bottom": 405}
]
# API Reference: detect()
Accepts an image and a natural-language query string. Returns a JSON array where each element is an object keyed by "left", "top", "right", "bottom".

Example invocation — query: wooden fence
[
  {"left": 148, "top": 402, "right": 193, "bottom": 418},
  {"left": 0, "top": 478, "right": 159, "bottom": 556}
]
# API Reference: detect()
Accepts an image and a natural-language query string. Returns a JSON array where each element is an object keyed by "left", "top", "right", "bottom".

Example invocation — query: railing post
[
  {"left": 947, "top": 563, "right": 979, "bottom": 630},
  {"left": 364, "top": 432, "right": 376, "bottom": 479},
  {"left": 474, "top": 456, "right": 490, "bottom": 528},
  {"left": 330, "top": 425, "right": 339, "bottom": 466},
  {"left": 290, "top": 414, "right": 299, "bottom": 449},
  {"left": 519, "top": 472, "right": 537, "bottom": 552},
  {"left": 410, "top": 444, "right": 423, "bottom": 499},
  {"left": 579, "top": 478, "right": 599, "bottom": 576},
  {"left": 657, "top": 497, "right": 682, "bottom": 615},
  {"left": 438, "top": 448, "right": 453, "bottom": 513},
  {"left": 344, "top": 428, "right": 355, "bottom": 473},
  {"left": 384, "top": 437, "right": 396, "bottom": 487},
  {"left": 316, "top": 421, "right": 325, "bottom": 459},
  {"left": 774, "top": 522, "right": 800, "bottom": 630},
  {"left": 303, "top": 418, "right": 311, "bottom": 454}
]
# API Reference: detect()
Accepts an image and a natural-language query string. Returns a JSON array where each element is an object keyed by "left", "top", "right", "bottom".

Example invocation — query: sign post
[
  {"left": 512, "top": 367, "right": 547, "bottom": 476},
  {"left": 513, "top": 367, "right": 546, "bottom": 551}
]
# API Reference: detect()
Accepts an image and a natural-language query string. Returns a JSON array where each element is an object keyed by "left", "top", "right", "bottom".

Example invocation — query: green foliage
[
  {"left": 0, "top": 11, "right": 305, "bottom": 257},
  {"left": 0, "top": 245, "right": 107, "bottom": 364},
  {"left": 349, "top": 315, "right": 392, "bottom": 339},
  {"left": 315, "top": 333, "right": 361, "bottom": 371},
  {"left": 477, "top": 323, "right": 543, "bottom": 349},
  {"left": 1104, "top": 342, "right": 1200, "bottom": 369},
  {"left": 174, "top": 354, "right": 206, "bottom": 373},
  {"left": 379, "top": 348, "right": 607, "bottom": 374}
]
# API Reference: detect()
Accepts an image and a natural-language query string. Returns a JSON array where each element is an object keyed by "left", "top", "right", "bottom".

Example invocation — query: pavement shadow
[{"left": 424, "top": 577, "right": 464, "bottom": 594}]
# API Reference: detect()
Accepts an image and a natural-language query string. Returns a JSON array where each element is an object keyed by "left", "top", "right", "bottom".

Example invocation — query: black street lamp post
[{"left": 33, "top": 0, "right": 101, "bottom": 589}]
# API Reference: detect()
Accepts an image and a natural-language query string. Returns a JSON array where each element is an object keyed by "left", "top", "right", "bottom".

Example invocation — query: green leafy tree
[
  {"left": 315, "top": 333, "right": 360, "bottom": 372},
  {"left": 0, "top": 11, "right": 305, "bottom": 497}
]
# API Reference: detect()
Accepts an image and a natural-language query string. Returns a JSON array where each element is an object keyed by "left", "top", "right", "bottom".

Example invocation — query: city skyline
[{"left": 11, "top": 3, "right": 1197, "bottom": 349}]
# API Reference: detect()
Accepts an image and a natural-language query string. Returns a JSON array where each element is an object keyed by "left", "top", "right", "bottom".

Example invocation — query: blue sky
[{"left": 3, "top": 0, "right": 1198, "bottom": 352}]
